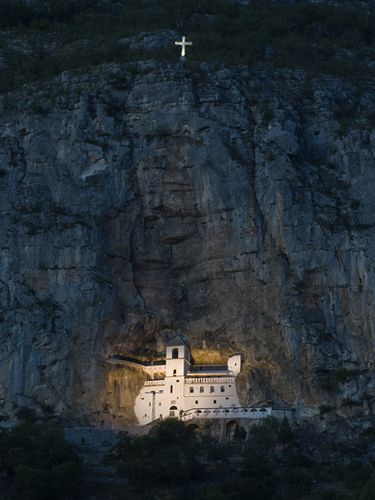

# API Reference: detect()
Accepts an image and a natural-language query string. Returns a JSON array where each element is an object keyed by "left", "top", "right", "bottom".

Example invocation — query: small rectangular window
[
  {"left": 189, "top": 387, "right": 194, "bottom": 393},
  {"left": 210, "top": 386, "right": 214, "bottom": 393},
  {"left": 170, "top": 385, "right": 173, "bottom": 394},
  {"left": 195, "top": 400, "right": 198, "bottom": 405},
  {"left": 213, "top": 400, "right": 217, "bottom": 404},
  {"left": 220, "top": 386, "right": 225, "bottom": 393},
  {"left": 200, "top": 386, "right": 204, "bottom": 393}
]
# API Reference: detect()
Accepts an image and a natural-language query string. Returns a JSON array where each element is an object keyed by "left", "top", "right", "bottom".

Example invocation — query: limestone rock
[{"left": 0, "top": 62, "right": 374, "bottom": 427}]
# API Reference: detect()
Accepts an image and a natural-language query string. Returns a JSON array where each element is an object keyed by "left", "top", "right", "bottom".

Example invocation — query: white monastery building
[
  {"left": 133, "top": 336, "right": 243, "bottom": 425},
  {"left": 108, "top": 336, "right": 294, "bottom": 425}
]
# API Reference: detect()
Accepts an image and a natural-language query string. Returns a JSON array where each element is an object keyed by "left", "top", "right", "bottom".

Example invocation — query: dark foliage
[
  {"left": 0, "top": 413, "right": 82, "bottom": 500},
  {"left": 107, "top": 419, "right": 203, "bottom": 489},
  {"left": 0, "top": 0, "right": 111, "bottom": 28},
  {"left": 0, "top": 0, "right": 373, "bottom": 94},
  {"left": 106, "top": 417, "right": 375, "bottom": 500}
]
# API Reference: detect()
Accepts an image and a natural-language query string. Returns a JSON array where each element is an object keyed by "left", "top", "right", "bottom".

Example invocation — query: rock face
[{"left": 0, "top": 62, "right": 374, "bottom": 427}]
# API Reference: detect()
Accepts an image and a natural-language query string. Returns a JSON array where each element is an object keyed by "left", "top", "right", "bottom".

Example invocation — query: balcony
[{"left": 180, "top": 407, "right": 273, "bottom": 421}]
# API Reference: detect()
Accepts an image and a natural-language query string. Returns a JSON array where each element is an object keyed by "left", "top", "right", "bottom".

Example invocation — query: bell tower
[{"left": 165, "top": 336, "right": 191, "bottom": 377}]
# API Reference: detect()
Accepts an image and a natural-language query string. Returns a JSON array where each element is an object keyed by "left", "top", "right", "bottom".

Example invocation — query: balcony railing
[
  {"left": 180, "top": 407, "right": 273, "bottom": 421},
  {"left": 144, "top": 379, "right": 165, "bottom": 386},
  {"left": 185, "top": 376, "right": 235, "bottom": 384}
]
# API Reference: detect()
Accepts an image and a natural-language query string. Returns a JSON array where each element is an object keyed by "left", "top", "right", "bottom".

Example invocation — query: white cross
[{"left": 175, "top": 36, "right": 192, "bottom": 58}]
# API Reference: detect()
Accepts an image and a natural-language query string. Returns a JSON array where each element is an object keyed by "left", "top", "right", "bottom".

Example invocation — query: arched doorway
[{"left": 169, "top": 406, "right": 178, "bottom": 418}]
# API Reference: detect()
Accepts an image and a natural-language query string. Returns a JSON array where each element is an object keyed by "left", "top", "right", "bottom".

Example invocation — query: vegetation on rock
[{"left": 0, "top": 0, "right": 373, "bottom": 93}]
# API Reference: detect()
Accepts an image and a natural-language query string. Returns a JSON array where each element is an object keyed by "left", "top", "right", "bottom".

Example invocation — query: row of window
[
  {"left": 194, "top": 399, "right": 227, "bottom": 405},
  {"left": 169, "top": 384, "right": 228, "bottom": 394},
  {"left": 143, "top": 383, "right": 231, "bottom": 396},
  {"left": 189, "top": 385, "right": 226, "bottom": 394},
  {"left": 147, "top": 397, "right": 230, "bottom": 407}
]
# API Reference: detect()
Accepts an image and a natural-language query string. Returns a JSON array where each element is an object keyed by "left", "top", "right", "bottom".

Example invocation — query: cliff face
[{"left": 0, "top": 62, "right": 374, "bottom": 426}]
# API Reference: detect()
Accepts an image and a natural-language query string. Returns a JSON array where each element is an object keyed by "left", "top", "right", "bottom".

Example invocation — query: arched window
[
  {"left": 210, "top": 386, "right": 215, "bottom": 393},
  {"left": 172, "top": 348, "right": 179, "bottom": 359},
  {"left": 173, "top": 369, "right": 177, "bottom": 376},
  {"left": 169, "top": 406, "right": 178, "bottom": 417}
]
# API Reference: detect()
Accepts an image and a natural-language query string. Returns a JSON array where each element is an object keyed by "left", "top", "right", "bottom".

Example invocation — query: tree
[
  {"left": 278, "top": 416, "right": 294, "bottom": 450},
  {"left": 248, "top": 416, "right": 279, "bottom": 451}
]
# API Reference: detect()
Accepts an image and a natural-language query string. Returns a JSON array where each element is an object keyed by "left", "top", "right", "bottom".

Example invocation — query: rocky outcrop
[{"left": 0, "top": 61, "right": 374, "bottom": 427}]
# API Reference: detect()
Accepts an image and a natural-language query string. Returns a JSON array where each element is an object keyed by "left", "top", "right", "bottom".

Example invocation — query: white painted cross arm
[{"left": 175, "top": 36, "right": 192, "bottom": 57}]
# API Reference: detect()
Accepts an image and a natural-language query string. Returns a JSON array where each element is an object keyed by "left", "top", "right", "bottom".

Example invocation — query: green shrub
[{"left": 0, "top": 415, "right": 82, "bottom": 499}]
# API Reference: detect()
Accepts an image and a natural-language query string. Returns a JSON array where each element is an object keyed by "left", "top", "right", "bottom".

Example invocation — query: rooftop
[
  {"left": 166, "top": 335, "right": 187, "bottom": 347},
  {"left": 189, "top": 365, "right": 228, "bottom": 373},
  {"left": 106, "top": 355, "right": 166, "bottom": 366}
]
